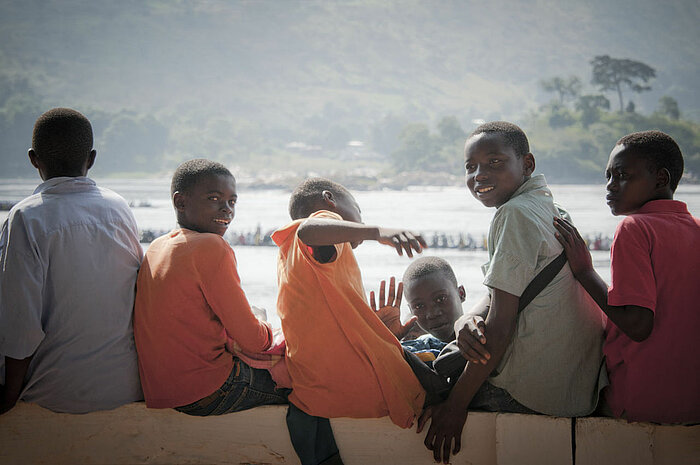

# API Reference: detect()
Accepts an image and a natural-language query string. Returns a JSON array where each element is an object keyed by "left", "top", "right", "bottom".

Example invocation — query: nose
[
  {"left": 425, "top": 304, "right": 442, "bottom": 319},
  {"left": 220, "top": 201, "right": 232, "bottom": 213},
  {"left": 606, "top": 177, "right": 617, "bottom": 192},
  {"left": 474, "top": 164, "right": 488, "bottom": 181}
]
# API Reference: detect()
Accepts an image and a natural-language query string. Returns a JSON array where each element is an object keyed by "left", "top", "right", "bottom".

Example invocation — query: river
[{"left": 2, "top": 178, "right": 699, "bottom": 327}]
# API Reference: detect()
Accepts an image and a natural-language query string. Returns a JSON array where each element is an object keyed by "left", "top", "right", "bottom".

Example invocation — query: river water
[{"left": 2, "top": 178, "right": 699, "bottom": 328}]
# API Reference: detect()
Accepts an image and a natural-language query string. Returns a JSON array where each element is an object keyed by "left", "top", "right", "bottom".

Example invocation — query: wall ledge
[{"left": 0, "top": 402, "right": 697, "bottom": 464}]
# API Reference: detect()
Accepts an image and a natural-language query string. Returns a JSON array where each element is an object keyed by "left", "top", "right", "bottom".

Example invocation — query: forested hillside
[{"left": 1, "top": 0, "right": 698, "bottom": 183}]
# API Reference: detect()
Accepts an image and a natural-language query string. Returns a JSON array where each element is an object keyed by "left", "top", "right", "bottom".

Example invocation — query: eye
[
  {"left": 228, "top": 199, "right": 237, "bottom": 207},
  {"left": 208, "top": 195, "right": 219, "bottom": 201},
  {"left": 605, "top": 171, "right": 611, "bottom": 180},
  {"left": 465, "top": 162, "right": 476, "bottom": 173},
  {"left": 412, "top": 303, "right": 424, "bottom": 312},
  {"left": 435, "top": 295, "right": 447, "bottom": 304},
  {"left": 490, "top": 159, "right": 502, "bottom": 166}
]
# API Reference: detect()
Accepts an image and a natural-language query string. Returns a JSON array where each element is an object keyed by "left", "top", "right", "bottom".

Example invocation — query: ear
[
  {"left": 28, "top": 149, "right": 40, "bottom": 170},
  {"left": 656, "top": 168, "right": 671, "bottom": 190},
  {"left": 458, "top": 285, "right": 466, "bottom": 302},
  {"left": 86, "top": 149, "right": 97, "bottom": 171},
  {"left": 321, "top": 190, "right": 337, "bottom": 210},
  {"left": 173, "top": 191, "right": 187, "bottom": 212},
  {"left": 523, "top": 153, "right": 536, "bottom": 176}
]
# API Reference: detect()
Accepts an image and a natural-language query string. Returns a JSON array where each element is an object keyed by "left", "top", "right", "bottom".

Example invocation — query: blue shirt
[{"left": 0, "top": 177, "right": 144, "bottom": 412}]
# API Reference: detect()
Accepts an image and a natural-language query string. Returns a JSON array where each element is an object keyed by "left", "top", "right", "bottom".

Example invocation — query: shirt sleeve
[
  {"left": 0, "top": 212, "right": 46, "bottom": 358},
  {"left": 483, "top": 205, "right": 540, "bottom": 297},
  {"left": 608, "top": 218, "right": 656, "bottom": 311},
  {"left": 198, "top": 238, "right": 272, "bottom": 353}
]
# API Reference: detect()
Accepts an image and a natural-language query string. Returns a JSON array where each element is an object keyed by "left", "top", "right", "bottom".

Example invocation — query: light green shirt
[{"left": 482, "top": 174, "right": 606, "bottom": 416}]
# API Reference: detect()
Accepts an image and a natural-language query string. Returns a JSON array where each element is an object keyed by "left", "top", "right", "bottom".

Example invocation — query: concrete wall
[{"left": 0, "top": 402, "right": 697, "bottom": 465}]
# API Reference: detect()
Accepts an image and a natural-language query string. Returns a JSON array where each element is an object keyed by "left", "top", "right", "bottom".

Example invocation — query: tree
[
  {"left": 540, "top": 76, "right": 582, "bottom": 105},
  {"left": 657, "top": 96, "right": 681, "bottom": 120},
  {"left": 590, "top": 55, "right": 655, "bottom": 112},
  {"left": 391, "top": 123, "right": 434, "bottom": 171},
  {"left": 436, "top": 116, "right": 465, "bottom": 144},
  {"left": 575, "top": 94, "right": 610, "bottom": 128}
]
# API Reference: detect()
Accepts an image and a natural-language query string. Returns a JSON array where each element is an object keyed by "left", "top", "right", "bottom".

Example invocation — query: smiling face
[
  {"left": 174, "top": 173, "right": 237, "bottom": 236},
  {"left": 404, "top": 272, "right": 465, "bottom": 342},
  {"left": 605, "top": 144, "right": 662, "bottom": 216},
  {"left": 464, "top": 132, "right": 535, "bottom": 208}
]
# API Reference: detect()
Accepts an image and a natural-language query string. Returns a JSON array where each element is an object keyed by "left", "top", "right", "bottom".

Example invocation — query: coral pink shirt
[
  {"left": 134, "top": 229, "right": 272, "bottom": 408},
  {"left": 604, "top": 200, "right": 700, "bottom": 423},
  {"left": 272, "top": 211, "right": 425, "bottom": 428}
]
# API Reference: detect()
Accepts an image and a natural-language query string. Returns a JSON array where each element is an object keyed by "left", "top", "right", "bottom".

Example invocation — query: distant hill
[{"left": 1, "top": 0, "right": 698, "bottom": 178}]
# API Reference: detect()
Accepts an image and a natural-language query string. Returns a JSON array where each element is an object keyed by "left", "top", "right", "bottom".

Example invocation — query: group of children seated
[{"left": 1, "top": 108, "right": 698, "bottom": 465}]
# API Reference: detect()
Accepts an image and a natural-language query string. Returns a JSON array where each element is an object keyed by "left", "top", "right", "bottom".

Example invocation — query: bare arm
[
  {"left": 0, "top": 355, "right": 33, "bottom": 415},
  {"left": 297, "top": 218, "right": 426, "bottom": 257},
  {"left": 417, "top": 288, "right": 519, "bottom": 464},
  {"left": 554, "top": 217, "right": 653, "bottom": 342}
]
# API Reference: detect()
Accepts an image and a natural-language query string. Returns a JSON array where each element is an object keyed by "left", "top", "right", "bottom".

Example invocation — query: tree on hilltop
[
  {"left": 590, "top": 55, "right": 655, "bottom": 113},
  {"left": 575, "top": 94, "right": 610, "bottom": 128},
  {"left": 540, "top": 76, "right": 582, "bottom": 106},
  {"left": 657, "top": 96, "right": 681, "bottom": 120}
]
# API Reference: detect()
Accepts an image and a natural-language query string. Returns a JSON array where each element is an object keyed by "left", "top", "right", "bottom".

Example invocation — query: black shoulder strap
[
  {"left": 432, "top": 250, "right": 568, "bottom": 380},
  {"left": 517, "top": 250, "right": 567, "bottom": 313}
]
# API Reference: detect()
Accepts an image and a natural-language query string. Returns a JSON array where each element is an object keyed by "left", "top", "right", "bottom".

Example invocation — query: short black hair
[
  {"left": 468, "top": 121, "right": 530, "bottom": 157},
  {"left": 617, "top": 130, "right": 684, "bottom": 192},
  {"left": 288, "top": 177, "right": 352, "bottom": 220},
  {"left": 32, "top": 108, "right": 93, "bottom": 174},
  {"left": 402, "top": 256, "right": 458, "bottom": 287},
  {"left": 171, "top": 159, "right": 234, "bottom": 196}
]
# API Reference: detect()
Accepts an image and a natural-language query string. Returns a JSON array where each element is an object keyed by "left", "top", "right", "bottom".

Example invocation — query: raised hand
[
  {"left": 370, "top": 277, "right": 417, "bottom": 340},
  {"left": 376, "top": 228, "right": 427, "bottom": 258},
  {"left": 456, "top": 315, "right": 490, "bottom": 365},
  {"left": 553, "top": 217, "right": 594, "bottom": 279}
]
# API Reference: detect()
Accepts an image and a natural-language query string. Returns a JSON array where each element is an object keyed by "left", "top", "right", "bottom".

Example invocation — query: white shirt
[{"left": 0, "top": 177, "right": 144, "bottom": 412}]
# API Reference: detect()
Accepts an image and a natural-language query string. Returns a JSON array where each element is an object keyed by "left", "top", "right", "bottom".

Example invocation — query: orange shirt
[
  {"left": 134, "top": 229, "right": 272, "bottom": 408},
  {"left": 272, "top": 211, "right": 425, "bottom": 428}
]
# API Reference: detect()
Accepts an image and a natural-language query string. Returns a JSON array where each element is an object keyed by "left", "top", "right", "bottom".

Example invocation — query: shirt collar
[
  {"left": 636, "top": 199, "right": 689, "bottom": 215},
  {"left": 33, "top": 176, "right": 96, "bottom": 195},
  {"left": 508, "top": 173, "right": 548, "bottom": 200}
]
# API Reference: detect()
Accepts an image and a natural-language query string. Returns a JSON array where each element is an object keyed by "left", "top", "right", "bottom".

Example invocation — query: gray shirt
[
  {"left": 0, "top": 177, "right": 143, "bottom": 412},
  {"left": 482, "top": 174, "right": 606, "bottom": 416}
]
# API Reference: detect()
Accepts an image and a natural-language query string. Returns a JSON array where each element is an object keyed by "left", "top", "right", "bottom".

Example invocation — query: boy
[
  {"left": 0, "top": 108, "right": 143, "bottom": 414},
  {"left": 272, "top": 177, "right": 427, "bottom": 464},
  {"left": 133, "top": 159, "right": 286, "bottom": 416},
  {"left": 554, "top": 130, "right": 700, "bottom": 424},
  {"left": 370, "top": 257, "right": 466, "bottom": 360},
  {"left": 418, "top": 121, "right": 606, "bottom": 463}
]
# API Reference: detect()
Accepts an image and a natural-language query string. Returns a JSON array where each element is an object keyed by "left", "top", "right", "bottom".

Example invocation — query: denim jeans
[
  {"left": 469, "top": 381, "right": 539, "bottom": 414},
  {"left": 175, "top": 357, "right": 288, "bottom": 416}
]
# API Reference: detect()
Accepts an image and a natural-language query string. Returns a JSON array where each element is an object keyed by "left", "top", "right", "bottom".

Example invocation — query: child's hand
[
  {"left": 376, "top": 228, "right": 427, "bottom": 258},
  {"left": 417, "top": 400, "right": 468, "bottom": 464},
  {"left": 553, "top": 217, "right": 594, "bottom": 279},
  {"left": 455, "top": 315, "right": 490, "bottom": 365},
  {"left": 370, "top": 277, "right": 418, "bottom": 340}
]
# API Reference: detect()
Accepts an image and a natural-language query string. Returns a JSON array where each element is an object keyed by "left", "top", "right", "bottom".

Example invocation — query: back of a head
[
  {"left": 171, "top": 159, "right": 234, "bottom": 196},
  {"left": 617, "top": 130, "right": 684, "bottom": 192},
  {"left": 403, "top": 256, "right": 458, "bottom": 288},
  {"left": 288, "top": 177, "right": 351, "bottom": 220},
  {"left": 32, "top": 108, "right": 93, "bottom": 175},
  {"left": 468, "top": 121, "right": 530, "bottom": 157}
]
